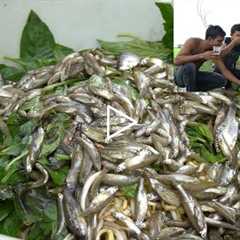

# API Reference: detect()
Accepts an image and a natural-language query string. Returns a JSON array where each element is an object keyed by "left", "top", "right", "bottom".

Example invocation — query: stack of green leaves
[{"left": 98, "top": 2, "right": 173, "bottom": 62}]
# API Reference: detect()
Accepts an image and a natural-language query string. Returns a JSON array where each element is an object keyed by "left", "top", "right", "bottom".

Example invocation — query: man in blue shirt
[{"left": 214, "top": 24, "right": 240, "bottom": 89}]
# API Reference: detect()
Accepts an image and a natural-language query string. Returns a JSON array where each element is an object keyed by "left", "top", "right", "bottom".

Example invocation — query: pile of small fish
[{"left": 1, "top": 50, "right": 240, "bottom": 240}]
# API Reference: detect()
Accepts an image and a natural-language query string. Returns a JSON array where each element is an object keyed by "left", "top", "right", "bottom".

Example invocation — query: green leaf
[
  {"left": 187, "top": 122, "right": 213, "bottom": 145},
  {"left": 186, "top": 122, "right": 226, "bottom": 163},
  {"left": 48, "top": 166, "right": 69, "bottom": 186},
  {"left": 0, "top": 64, "right": 25, "bottom": 81},
  {"left": 0, "top": 118, "right": 12, "bottom": 146},
  {"left": 19, "top": 120, "right": 38, "bottom": 137},
  {"left": 155, "top": 2, "right": 173, "bottom": 50},
  {"left": 1, "top": 166, "right": 26, "bottom": 185},
  {"left": 7, "top": 112, "right": 25, "bottom": 126},
  {"left": 200, "top": 148, "right": 225, "bottom": 163},
  {"left": 40, "top": 135, "right": 61, "bottom": 158},
  {"left": 120, "top": 183, "right": 138, "bottom": 198},
  {"left": 20, "top": 10, "right": 55, "bottom": 60},
  {"left": 4, "top": 11, "right": 74, "bottom": 71},
  {"left": 0, "top": 211, "right": 23, "bottom": 237},
  {"left": 0, "top": 143, "right": 24, "bottom": 157},
  {"left": 98, "top": 34, "right": 171, "bottom": 61},
  {"left": 151, "top": 163, "right": 161, "bottom": 172},
  {"left": 7, "top": 112, "right": 26, "bottom": 138},
  {"left": 0, "top": 166, "right": 18, "bottom": 184},
  {"left": 27, "top": 221, "right": 53, "bottom": 240},
  {"left": 4, "top": 57, "right": 32, "bottom": 71},
  {"left": 20, "top": 95, "right": 42, "bottom": 114},
  {"left": 0, "top": 147, "right": 27, "bottom": 185},
  {"left": 23, "top": 191, "right": 58, "bottom": 240},
  {"left": 0, "top": 201, "right": 13, "bottom": 222},
  {"left": 5, "top": 56, "right": 56, "bottom": 71},
  {"left": 54, "top": 43, "right": 74, "bottom": 61},
  {"left": 54, "top": 153, "right": 70, "bottom": 161},
  {"left": 40, "top": 113, "right": 70, "bottom": 158},
  {"left": 5, "top": 12, "right": 73, "bottom": 71},
  {"left": 43, "top": 201, "right": 57, "bottom": 221}
]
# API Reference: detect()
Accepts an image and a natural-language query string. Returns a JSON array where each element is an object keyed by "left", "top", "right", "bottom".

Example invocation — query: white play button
[{"left": 106, "top": 105, "right": 138, "bottom": 142}]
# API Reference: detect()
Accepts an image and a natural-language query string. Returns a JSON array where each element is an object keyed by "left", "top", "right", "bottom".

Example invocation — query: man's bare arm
[
  {"left": 220, "top": 37, "right": 240, "bottom": 56},
  {"left": 174, "top": 38, "right": 212, "bottom": 65},
  {"left": 214, "top": 58, "right": 240, "bottom": 85}
]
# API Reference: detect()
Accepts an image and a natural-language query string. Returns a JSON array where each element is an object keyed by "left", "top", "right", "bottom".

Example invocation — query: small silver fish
[
  {"left": 112, "top": 211, "right": 150, "bottom": 240},
  {"left": 63, "top": 188, "right": 87, "bottom": 239},
  {"left": 135, "top": 178, "right": 148, "bottom": 227},
  {"left": 118, "top": 52, "right": 140, "bottom": 71},
  {"left": 84, "top": 186, "right": 118, "bottom": 215},
  {"left": 25, "top": 127, "right": 45, "bottom": 173},
  {"left": 215, "top": 104, "right": 239, "bottom": 160},
  {"left": 174, "top": 184, "right": 207, "bottom": 239}
]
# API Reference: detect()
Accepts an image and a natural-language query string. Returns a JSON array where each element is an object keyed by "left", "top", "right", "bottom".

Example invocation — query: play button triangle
[{"left": 106, "top": 105, "right": 138, "bottom": 142}]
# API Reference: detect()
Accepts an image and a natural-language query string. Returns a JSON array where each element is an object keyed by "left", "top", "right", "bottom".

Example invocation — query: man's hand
[
  {"left": 220, "top": 37, "right": 240, "bottom": 57},
  {"left": 215, "top": 58, "right": 240, "bottom": 85},
  {"left": 201, "top": 51, "right": 219, "bottom": 60}
]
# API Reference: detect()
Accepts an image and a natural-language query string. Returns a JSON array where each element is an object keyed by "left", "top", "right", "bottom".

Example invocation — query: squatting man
[{"left": 174, "top": 24, "right": 240, "bottom": 91}]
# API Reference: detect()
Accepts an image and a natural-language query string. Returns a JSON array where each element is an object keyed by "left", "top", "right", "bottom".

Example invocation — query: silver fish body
[
  {"left": 63, "top": 188, "right": 87, "bottom": 239},
  {"left": 118, "top": 52, "right": 140, "bottom": 71},
  {"left": 84, "top": 186, "right": 118, "bottom": 215},
  {"left": 25, "top": 127, "right": 45, "bottom": 173},
  {"left": 174, "top": 184, "right": 207, "bottom": 239},
  {"left": 215, "top": 104, "right": 238, "bottom": 160},
  {"left": 135, "top": 178, "right": 148, "bottom": 227}
]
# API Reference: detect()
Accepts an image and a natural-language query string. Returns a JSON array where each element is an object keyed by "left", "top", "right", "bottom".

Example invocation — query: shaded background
[{"left": 0, "top": 0, "right": 171, "bottom": 63}]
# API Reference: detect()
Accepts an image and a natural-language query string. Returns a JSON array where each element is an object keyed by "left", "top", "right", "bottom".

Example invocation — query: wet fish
[
  {"left": 56, "top": 193, "right": 65, "bottom": 236},
  {"left": 79, "top": 134, "right": 101, "bottom": 170},
  {"left": 149, "top": 177, "right": 181, "bottom": 206},
  {"left": 112, "top": 211, "right": 150, "bottom": 240},
  {"left": 63, "top": 188, "right": 87, "bottom": 239},
  {"left": 206, "top": 200, "right": 237, "bottom": 223},
  {"left": 102, "top": 174, "right": 139, "bottom": 186},
  {"left": 135, "top": 178, "right": 148, "bottom": 227},
  {"left": 81, "top": 171, "right": 104, "bottom": 211},
  {"left": 173, "top": 184, "right": 207, "bottom": 239},
  {"left": 25, "top": 127, "right": 45, "bottom": 173},
  {"left": 133, "top": 71, "right": 151, "bottom": 97},
  {"left": 84, "top": 186, "right": 118, "bottom": 215},
  {"left": 116, "top": 149, "right": 159, "bottom": 172},
  {"left": 118, "top": 52, "right": 141, "bottom": 70},
  {"left": 215, "top": 104, "right": 239, "bottom": 160},
  {"left": 65, "top": 144, "right": 83, "bottom": 192}
]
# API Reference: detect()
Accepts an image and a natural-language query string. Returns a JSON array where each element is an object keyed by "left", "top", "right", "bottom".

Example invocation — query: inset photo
[{"left": 174, "top": 0, "right": 240, "bottom": 91}]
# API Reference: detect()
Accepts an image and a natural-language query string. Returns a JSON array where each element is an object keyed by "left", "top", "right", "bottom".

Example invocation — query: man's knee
[
  {"left": 182, "top": 63, "right": 196, "bottom": 74},
  {"left": 215, "top": 73, "right": 228, "bottom": 87},
  {"left": 222, "top": 78, "right": 228, "bottom": 86},
  {"left": 233, "top": 69, "right": 240, "bottom": 79},
  {"left": 174, "top": 63, "right": 196, "bottom": 88}
]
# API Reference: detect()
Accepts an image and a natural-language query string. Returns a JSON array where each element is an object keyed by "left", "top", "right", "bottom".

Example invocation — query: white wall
[
  {"left": 174, "top": 0, "right": 240, "bottom": 47},
  {"left": 0, "top": 0, "right": 167, "bottom": 63}
]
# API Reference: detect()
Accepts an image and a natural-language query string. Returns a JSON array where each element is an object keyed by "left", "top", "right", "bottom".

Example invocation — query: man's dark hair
[
  {"left": 205, "top": 25, "right": 226, "bottom": 39},
  {"left": 231, "top": 24, "right": 240, "bottom": 35}
]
